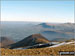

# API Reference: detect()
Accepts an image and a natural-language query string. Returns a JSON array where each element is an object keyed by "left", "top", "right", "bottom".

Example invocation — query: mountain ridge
[{"left": 7, "top": 34, "right": 50, "bottom": 49}]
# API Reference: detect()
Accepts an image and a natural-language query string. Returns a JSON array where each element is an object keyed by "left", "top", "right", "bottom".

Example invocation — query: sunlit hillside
[{"left": 1, "top": 43, "right": 75, "bottom": 56}]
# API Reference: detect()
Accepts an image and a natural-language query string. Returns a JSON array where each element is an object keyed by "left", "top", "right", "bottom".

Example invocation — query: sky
[{"left": 1, "top": 0, "right": 74, "bottom": 23}]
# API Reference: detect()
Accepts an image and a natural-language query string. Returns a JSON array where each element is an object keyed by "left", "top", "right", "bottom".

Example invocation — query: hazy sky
[{"left": 1, "top": 0, "right": 74, "bottom": 23}]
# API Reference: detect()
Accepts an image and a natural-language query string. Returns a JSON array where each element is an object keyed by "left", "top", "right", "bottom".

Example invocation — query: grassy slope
[{"left": 1, "top": 44, "right": 75, "bottom": 56}]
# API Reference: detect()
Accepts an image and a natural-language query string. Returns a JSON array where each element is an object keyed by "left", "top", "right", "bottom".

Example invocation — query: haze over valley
[{"left": 0, "top": 21, "right": 74, "bottom": 42}]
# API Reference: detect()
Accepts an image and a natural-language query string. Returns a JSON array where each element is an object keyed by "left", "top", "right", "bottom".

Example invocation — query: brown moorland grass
[{"left": 1, "top": 44, "right": 75, "bottom": 56}]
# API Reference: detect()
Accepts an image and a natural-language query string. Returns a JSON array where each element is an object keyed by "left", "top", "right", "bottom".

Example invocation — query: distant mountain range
[
  {"left": 37, "top": 23, "right": 75, "bottom": 41},
  {"left": 41, "top": 30, "right": 74, "bottom": 41},
  {"left": 37, "top": 23, "right": 75, "bottom": 32},
  {"left": 1, "top": 22, "right": 75, "bottom": 49},
  {"left": 0, "top": 22, "right": 75, "bottom": 42}
]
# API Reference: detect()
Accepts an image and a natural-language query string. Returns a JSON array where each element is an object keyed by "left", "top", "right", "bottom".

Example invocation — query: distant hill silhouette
[
  {"left": 37, "top": 23, "right": 75, "bottom": 33},
  {"left": 36, "top": 23, "right": 74, "bottom": 41},
  {"left": 0, "top": 37, "right": 15, "bottom": 48},
  {"left": 41, "top": 31, "right": 74, "bottom": 41},
  {"left": 38, "top": 23, "right": 56, "bottom": 29},
  {"left": 7, "top": 34, "right": 50, "bottom": 49},
  {"left": 51, "top": 38, "right": 67, "bottom": 42}
]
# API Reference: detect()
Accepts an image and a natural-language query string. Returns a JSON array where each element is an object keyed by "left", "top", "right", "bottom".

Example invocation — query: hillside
[
  {"left": 1, "top": 43, "right": 75, "bottom": 56},
  {"left": 0, "top": 37, "right": 15, "bottom": 48},
  {"left": 7, "top": 34, "right": 50, "bottom": 49}
]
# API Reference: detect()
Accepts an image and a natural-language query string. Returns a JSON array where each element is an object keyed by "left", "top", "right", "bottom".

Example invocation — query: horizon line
[{"left": 1, "top": 21, "right": 74, "bottom": 23}]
